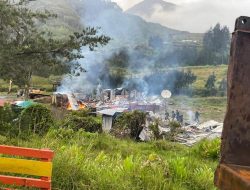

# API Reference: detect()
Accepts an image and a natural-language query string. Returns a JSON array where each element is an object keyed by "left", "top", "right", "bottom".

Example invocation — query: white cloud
[{"left": 112, "top": 0, "right": 250, "bottom": 32}]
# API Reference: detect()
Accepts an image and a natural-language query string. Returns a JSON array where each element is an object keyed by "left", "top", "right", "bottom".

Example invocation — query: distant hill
[
  {"left": 28, "top": 0, "right": 201, "bottom": 45},
  {"left": 126, "top": 0, "right": 177, "bottom": 17},
  {"left": 28, "top": 0, "right": 81, "bottom": 38},
  {"left": 67, "top": 0, "right": 194, "bottom": 46}
]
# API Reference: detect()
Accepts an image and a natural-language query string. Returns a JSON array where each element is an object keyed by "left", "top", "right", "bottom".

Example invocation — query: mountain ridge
[{"left": 126, "top": 0, "right": 177, "bottom": 17}]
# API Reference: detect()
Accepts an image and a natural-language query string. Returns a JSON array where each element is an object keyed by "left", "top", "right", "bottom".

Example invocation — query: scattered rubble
[
  {"left": 51, "top": 87, "right": 223, "bottom": 145},
  {"left": 139, "top": 118, "right": 223, "bottom": 146},
  {"left": 171, "top": 120, "right": 223, "bottom": 146}
]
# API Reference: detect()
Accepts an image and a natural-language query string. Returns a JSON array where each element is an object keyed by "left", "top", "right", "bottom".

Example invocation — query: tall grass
[{"left": 1, "top": 129, "right": 219, "bottom": 190}]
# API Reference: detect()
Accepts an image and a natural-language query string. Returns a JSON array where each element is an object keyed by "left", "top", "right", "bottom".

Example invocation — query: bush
[
  {"left": 62, "top": 110, "right": 101, "bottom": 133},
  {"left": 0, "top": 104, "right": 21, "bottom": 136},
  {"left": 192, "top": 138, "right": 221, "bottom": 160},
  {"left": 149, "top": 120, "right": 161, "bottom": 140},
  {"left": 112, "top": 111, "right": 146, "bottom": 140},
  {"left": 19, "top": 104, "right": 54, "bottom": 136}
]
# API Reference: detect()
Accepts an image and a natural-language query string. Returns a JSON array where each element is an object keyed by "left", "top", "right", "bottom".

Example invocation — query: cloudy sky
[{"left": 112, "top": 0, "right": 250, "bottom": 32}]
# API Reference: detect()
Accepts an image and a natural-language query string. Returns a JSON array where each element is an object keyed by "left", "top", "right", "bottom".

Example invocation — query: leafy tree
[
  {"left": 100, "top": 49, "right": 129, "bottom": 88},
  {"left": 144, "top": 70, "right": 197, "bottom": 95},
  {"left": 204, "top": 73, "right": 217, "bottom": 96},
  {"left": 112, "top": 110, "right": 146, "bottom": 140},
  {"left": 0, "top": 0, "right": 110, "bottom": 98},
  {"left": 19, "top": 104, "right": 54, "bottom": 136},
  {"left": 62, "top": 110, "right": 102, "bottom": 133},
  {"left": 199, "top": 23, "right": 230, "bottom": 65}
]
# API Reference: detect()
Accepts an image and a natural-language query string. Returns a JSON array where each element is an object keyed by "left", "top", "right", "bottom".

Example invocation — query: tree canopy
[
  {"left": 198, "top": 23, "right": 230, "bottom": 65},
  {"left": 0, "top": 0, "right": 110, "bottom": 93}
]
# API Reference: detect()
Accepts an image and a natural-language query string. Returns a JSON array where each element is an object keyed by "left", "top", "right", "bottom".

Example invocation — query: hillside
[
  {"left": 28, "top": 0, "right": 200, "bottom": 44},
  {"left": 127, "top": 0, "right": 177, "bottom": 17},
  {"left": 28, "top": 0, "right": 81, "bottom": 38}
]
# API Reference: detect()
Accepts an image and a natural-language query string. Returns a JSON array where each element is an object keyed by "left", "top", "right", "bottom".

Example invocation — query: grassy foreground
[{"left": 0, "top": 129, "right": 219, "bottom": 190}]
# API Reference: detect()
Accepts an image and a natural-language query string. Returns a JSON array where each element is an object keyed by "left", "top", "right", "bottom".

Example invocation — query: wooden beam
[
  {"left": 0, "top": 175, "right": 50, "bottom": 189},
  {"left": 0, "top": 157, "right": 52, "bottom": 177},
  {"left": 0, "top": 145, "right": 54, "bottom": 159}
]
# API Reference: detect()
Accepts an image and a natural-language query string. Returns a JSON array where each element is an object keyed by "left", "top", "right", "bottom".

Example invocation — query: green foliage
[
  {"left": 144, "top": 70, "right": 197, "bottom": 95},
  {"left": 204, "top": 73, "right": 217, "bottom": 96},
  {"left": 100, "top": 49, "right": 129, "bottom": 88},
  {"left": 198, "top": 23, "right": 230, "bottom": 66},
  {"left": 4, "top": 129, "right": 217, "bottom": 190},
  {"left": 0, "top": 0, "right": 110, "bottom": 99},
  {"left": 113, "top": 111, "right": 146, "bottom": 140},
  {"left": 163, "top": 121, "right": 182, "bottom": 141},
  {"left": 193, "top": 138, "right": 221, "bottom": 160},
  {"left": 0, "top": 105, "right": 16, "bottom": 135},
  {"left": 149, "top": 120, "right": 162, "bottom": 140},
  {"left": 169, "top": 121, "right": 182, "bottom": 133},
  {"left": 62, "top": 110, "right": 102, "bottom": 133},
  {"left": 19, "top": 104, "right": 54, "bottom": 135}
]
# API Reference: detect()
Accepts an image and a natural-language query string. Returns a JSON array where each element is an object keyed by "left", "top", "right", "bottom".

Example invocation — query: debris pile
[
  {"left": 176, "top": 120, "right": 223, "bottom": 146},
  {"left": 52, "top": 87, "right": 223, "bottom": 145}
]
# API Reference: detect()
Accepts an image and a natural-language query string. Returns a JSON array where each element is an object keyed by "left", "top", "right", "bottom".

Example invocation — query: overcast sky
[
  {"left": 113, "top": 0, "right": 200, "bottom": 10},
  {"left": 112, "top": 0, "right": 250, "bottom": 32}
]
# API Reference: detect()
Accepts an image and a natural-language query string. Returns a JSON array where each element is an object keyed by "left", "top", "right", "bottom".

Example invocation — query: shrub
[
  {"left": 149, "top": 120, "right": 161, "bottom": 140},
  {"left": 0, "top": 104, "right": 21, "bottom": 136},
  {"left": 192, "top": 138, "right": 221, "bottom": 160},
  {"left": 112, "top": 111, "right": 146, "bottom": 140},
  {"left": 62, "top": 110, "right": 101, "bottom": 133},
  {"left": 19, "top": 104, "right": 54, "bottom": 136}
]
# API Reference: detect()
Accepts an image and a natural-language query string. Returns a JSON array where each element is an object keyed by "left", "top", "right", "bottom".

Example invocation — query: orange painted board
[
  {"left": 0, "top": 175, "right": 50, "bottom": 188},
  {"left": 0, "top": 145, "right": 54, "bottom": 159}
]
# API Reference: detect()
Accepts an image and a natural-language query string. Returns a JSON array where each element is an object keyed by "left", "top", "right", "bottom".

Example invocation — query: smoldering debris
[
  {"left": 52, "top": 86, "right": 222, "bottom": 145},
  {"left": 52, "top": 87, "right": 161, "bottom": 112},
  {"left": 175, "top": 120, "right": 223, "bottom": 146},
  {"left": 141, "top": 114, "right": 223, "bottom": 146}
]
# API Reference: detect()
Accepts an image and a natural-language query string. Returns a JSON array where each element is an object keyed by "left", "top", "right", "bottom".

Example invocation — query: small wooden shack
[{"left": 98, "top": 108, "right": 127, "bottom": 132}]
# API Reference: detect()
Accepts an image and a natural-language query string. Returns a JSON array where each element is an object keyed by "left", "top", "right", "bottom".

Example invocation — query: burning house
[
  {"left": 52, "top": 93, "right": 88, "bottom": 111},
  {"left": 53, "top": 86, "right": 162, "bottom": 113}
]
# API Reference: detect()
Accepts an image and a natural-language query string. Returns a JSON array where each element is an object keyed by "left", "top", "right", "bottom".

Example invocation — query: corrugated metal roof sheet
[{"left": 98, "top": 108, "right": 127, "bottom": 116}]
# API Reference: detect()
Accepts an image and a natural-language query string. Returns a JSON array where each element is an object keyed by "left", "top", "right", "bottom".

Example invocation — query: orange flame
[
  {"left": 78, "top": 102, "right": 86, "bottom": 110},
  {"left": 67, "top": 103, "right": 72, "bottom": 110}
]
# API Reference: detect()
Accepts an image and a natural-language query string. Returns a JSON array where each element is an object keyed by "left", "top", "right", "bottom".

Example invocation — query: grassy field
[
  {"left": 182, "top": 65, "right": 228, "bottom": 91},
  {"left": 0, "top": 76, "right": 55, "bottom": 93},
  {"left": 0, "top": 65, "right": 228, "bottom": 92},
  {"left": 0, "top": 130, "right": 219, "bottom": 190}
]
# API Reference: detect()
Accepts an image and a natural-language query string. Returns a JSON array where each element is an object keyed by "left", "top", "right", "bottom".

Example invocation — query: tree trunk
[{"left": 24, "top": 71, "right": 32, "bottom": 100}]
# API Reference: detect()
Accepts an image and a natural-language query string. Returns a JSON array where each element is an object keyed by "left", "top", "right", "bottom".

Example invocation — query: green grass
[
  {"left": 182, "top": 65, "right": 228, "bottom": 91},
  {"left": 0, "top": 76, "right": 55, "bottom": 93},
  {"left": 0, "top": 130, "right": 219, "bottom": 190}
]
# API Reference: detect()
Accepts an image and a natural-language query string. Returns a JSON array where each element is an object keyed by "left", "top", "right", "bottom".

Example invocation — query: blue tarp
[{"left": 15, "top": 101, "right": 34, "bottom": 108}]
